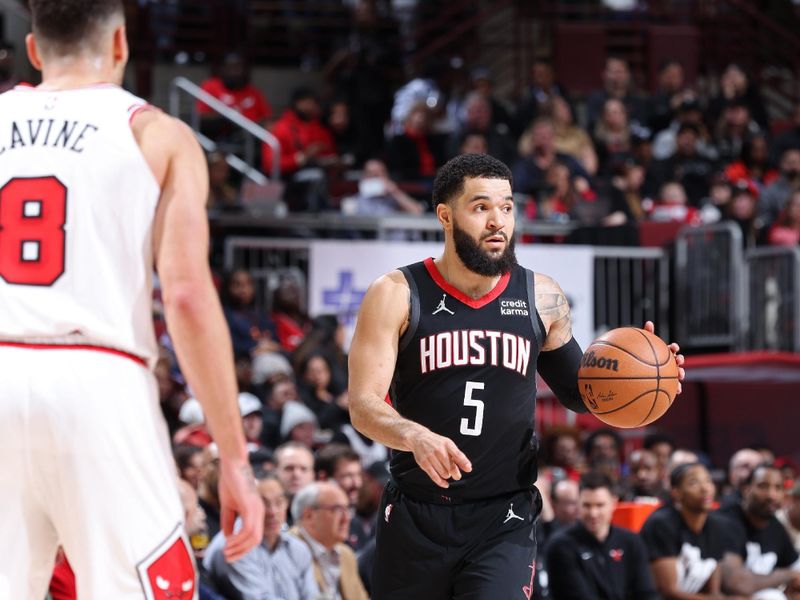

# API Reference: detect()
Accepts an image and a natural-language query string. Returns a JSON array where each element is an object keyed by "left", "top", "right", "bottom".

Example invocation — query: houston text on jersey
[{"left": 419, "top": 329, "right": 531, "bottom": 377}]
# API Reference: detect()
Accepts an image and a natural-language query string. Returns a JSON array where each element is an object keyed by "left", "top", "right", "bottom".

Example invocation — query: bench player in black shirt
[{"left": 348, "top": 154, "right": 684, "bottom": 599}]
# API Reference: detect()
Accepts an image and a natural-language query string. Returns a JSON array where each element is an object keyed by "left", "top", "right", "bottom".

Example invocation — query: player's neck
[
  {"left": 38, "top": 58, "right": 120, "bottom": 91},
  {"left": 434, "top": 253, "right": 502, "bottom": 300}
]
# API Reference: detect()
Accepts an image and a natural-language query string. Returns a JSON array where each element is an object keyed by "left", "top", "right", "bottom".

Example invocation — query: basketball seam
[
  {"left": 634, "top": 329, "right": 662, "bottom": 424},
  {"left": 590, "top": 339, "right": 663, "bottom": 368},
  {"left": 578, "top": 376, "right": 679, "bottom": 380}
]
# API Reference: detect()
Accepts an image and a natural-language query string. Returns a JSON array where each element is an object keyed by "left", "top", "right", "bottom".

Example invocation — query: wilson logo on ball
[{"left": 580, "top": 351, "right": 619, "bottom": 371}]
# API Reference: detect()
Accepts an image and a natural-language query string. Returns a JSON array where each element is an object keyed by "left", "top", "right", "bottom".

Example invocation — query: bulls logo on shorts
[{"left": 136, "top": 524, "right": 196, "bottom": 600}]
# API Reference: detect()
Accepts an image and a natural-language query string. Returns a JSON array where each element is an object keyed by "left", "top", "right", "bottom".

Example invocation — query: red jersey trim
[
  {"left": 128, "top": 103, "right": 158, "bottom": 125},
  {"left": 0, "top": 341, "right": 146, "bottom": 367},
  {"left": 423, "top": 257, "right": 511, "bottom": 309}
]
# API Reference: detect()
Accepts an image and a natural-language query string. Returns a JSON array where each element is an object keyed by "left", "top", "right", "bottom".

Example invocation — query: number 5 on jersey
[{"left": 460, "top": 381, "right": 485, "bottom": 437}]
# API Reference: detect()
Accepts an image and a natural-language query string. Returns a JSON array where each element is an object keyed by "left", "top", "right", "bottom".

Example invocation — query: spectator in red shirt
[
  {"left": 272, "top": 279, "right": 311, "bottom": 352},
  {"left": 262, "top": 87, "right": 338, "bottom": 177},
  {"left": 385, "top": 102, "right": 445, "bottom": 192},
  {"left": 768, "top": 190, "right": 800, "bottom": 246},
  {"left": 196, "top": 52, "right": 272, "bottom": 129}
]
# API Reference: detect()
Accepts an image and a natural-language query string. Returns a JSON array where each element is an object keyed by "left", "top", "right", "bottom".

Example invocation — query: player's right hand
[
  {"left": 218, "top": 457, "right": 265, "bottom": 562},
  {"left": 409, "top": 429, "right": 472, "bottom": 488}
]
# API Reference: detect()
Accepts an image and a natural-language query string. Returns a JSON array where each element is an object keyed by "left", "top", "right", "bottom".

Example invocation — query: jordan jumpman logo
[
  {"left": 504, "top": 503, "right": 524, "bottom": 524},
  {"left": 432, "top": 294, "right": 454, "bottom": 315}
]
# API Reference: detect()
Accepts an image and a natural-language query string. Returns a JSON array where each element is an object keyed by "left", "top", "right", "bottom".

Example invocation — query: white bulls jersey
[{"left": 0, "top": 84, "right": 160, "bottom": 365}]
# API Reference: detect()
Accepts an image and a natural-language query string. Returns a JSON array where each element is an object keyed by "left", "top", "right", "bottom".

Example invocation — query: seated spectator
[
  {"left": 177, "top": 479, "right": 222, "bottom": 600},
  {"left": 714, "top": 99, "right": 762, "bottom": 165},
  {"left": 760, "top": 149, "right": 800, "bottom": 228},
  {"left": 721, "top": 448, "right": 769, "bottom": 508},
  {"left": 351, "top": 460, "right": 389, "bottom": 552},
  {"left": 585, "top": 57, "right": 647, "bottom": 132},
  {"left": 643, "top": 432, "right": 677, "bottom": 489},
  {"left": 538, "top": 162, "right": 607, "bottom": 226},
  {"left": 641, "top": 463, "right": 745, "bottom": 598},
  {"left": 724, "top": 181, "right": 763, "bottom": 247},
  {"left": 544, "top": 471, "right": 659, "bottom": 600},
  {"left": 652, "top": 96, "right": 717, "bottom": 162},
  {"left": 593, "top": 98, "right": 635, "bottom": 176},
  {"left": 707, "top": 63, "right": 769, "bottom": 131},
  {"left": 447, "top": 91, "right": 516, "bottom": 165},
  {"left": 648, "top": 59, "right": 693, "bottom": 135},
  {"left": 293, "top": 314, "right": 348, "bottom": 391},
  {"left": 290, "top": 482, "right": 369, "bottom": 600},
  {"left": 624, "top": 448, "right": 667, "bottom": 502},
  {"left": 604, "top": 161, "right": 650, "bottom": 225},
  {"left": 261, "top": 378, "right": 301, "bottom": 450},
  {"left": 548, "top": 95, "right": 598, "bottom": 176},
  {"left": 718, "top": 463, "right": 800, "bottom": 598},
  {"left": 197, "top": 52, "right": 272, "bottom": 138},
  {"left": 206, "top": 151, "right": 239, "bottom": 211},
  {"left": 725, "top": 134, "right": 778, "bottom": 194},
  {"left": 662, "top": 448, "right": 701, "bottom": 492},
  {"left": 238, "top": 392, "right": 264, "bottom": 451},
  {"left": 539, "top": 478, "right": 580, "bottom": 552},
  {"left": 204, "top": 474, "right": 319, "bottom": 600},
  {"left": 175, "top": 444, "right": 205, "bottom": 490},
  {"left": 262, "top": 88, "right": 338, "bottom": 212},
  {"left": 324, "top": 99, "right": 358, "bottom": 168},
  {"left": 275, "top": 441, "right": 316, "bottom": 511},
  {"left": 220, "top": 269, "right": 280, "bottom": 357},
  {"left": 584, "top": 428, "right": 624, "bottom": 479},
  {"left": 155, "top": 356, "right": 187, "bottom": 436},
  {"left": 648, "top": 181, "right": 701, "bottom": 226},
  {"left": 513, "top": 118, "right": 589, "bottom": 199},
  {"left": 465, "top": 66, "right": 515, "bottom": 133},
  {"left": 340, "top": 159, "right": 425, "bottom": 216},
  {"left": 771, "top": 104, "right": 800, "bottom": 165},
  {"left": 768, "top": 190, "right": 800, "bottom": 246},
  {"left": 386, "top": 102, "right": 445, "bottom": 190},
  {"left": 298, "top": 352, "right": 350, "bottom": 431},
  {"left": 315, "top": 445, "right": 363, "bottom": 510},
  {"left": 454, "top": 131, "right": 488, "bottom": 155},
  {"left": 280, "top": 401, "right": 319, "bottom": 448},
  {"left": 173, "top": 397, "right": 213, "bottom": 448},
  {"left": 514, "top": 58, "right": 565, "bottom": 136},
  {"left": 248, "top": 447, "right": 274, "bottom": 477},
  {"left": 777, "top": 482, "right": 800, "bottom": 553},
  {"left": 541, "top": 426, "right": 585, "bottom": 483},
  {"left": 198, "top": 444, "right": 222, "bottom": 540},
  {"left": 654, "top": 123, "right": 717, "bottom": 206},
  {"left": 271, "top": 278, "right": 311, "bottom": 352}
]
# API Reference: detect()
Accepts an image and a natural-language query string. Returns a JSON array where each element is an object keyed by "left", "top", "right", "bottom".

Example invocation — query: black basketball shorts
[{"left": 371, "top": 482, "right": 542, "bottom": 600}]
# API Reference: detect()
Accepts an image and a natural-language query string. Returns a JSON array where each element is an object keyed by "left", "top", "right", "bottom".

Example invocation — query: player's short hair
[
  {"left": 579, "top": 470, "right": 616, "bottom": 495},
  {"left": 315, "top": 443, "right": 360, "bottom": 478},
  {"left": 643, "top": 432, "right": 675, "bottom": 452},
  {"left": 669, "top": 461, "right": 706, "bottom": 489},
  {"left": 30, "top": 0, "right": 124, "bottom": 54},
  {"left": 432, "top": 153, "right": 512, "bottom": 206}
]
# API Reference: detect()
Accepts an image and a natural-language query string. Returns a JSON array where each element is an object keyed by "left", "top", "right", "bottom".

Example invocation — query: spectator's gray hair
[{"left": 291, "top": 482, "right": 321, "bottom": 523}]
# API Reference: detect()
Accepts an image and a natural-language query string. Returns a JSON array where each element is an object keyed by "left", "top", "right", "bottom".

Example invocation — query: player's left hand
[{"left": 644, "top": 321, "right": 685, "bottom": 394}]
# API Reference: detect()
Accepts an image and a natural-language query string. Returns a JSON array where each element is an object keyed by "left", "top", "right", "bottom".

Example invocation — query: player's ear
[
  {"left": 436, "top": 202, "right": 452, "bottom": 230},
  {"left": 112, "top": 24, "right": 129, "bottom": 67},
  {"left": 25, "top": 33, "right": 43, "bottom": 72}
]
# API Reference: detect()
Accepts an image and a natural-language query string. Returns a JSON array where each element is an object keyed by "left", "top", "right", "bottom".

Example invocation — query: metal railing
[
  {"left": 594, "top": 247, "right": 670, "bottom": 340},
  {"left": 167, "top": 76, "right": 280, "bottom": 183},
  {"left": 674, "top": 222, "right": 744, "bottom": 351},
  {"left": 746, "top": 246, "right": 800, "bottom": 352}
]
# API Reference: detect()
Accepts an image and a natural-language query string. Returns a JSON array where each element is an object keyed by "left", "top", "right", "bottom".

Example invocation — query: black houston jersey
[{"left": 390, "top": 258, "right": 545, "bottom": 502}]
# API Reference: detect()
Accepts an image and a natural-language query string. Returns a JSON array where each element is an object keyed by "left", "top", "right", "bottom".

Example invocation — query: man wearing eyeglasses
[
  {"left": 204, "top": 474, "right": 319, "bottom": 600},
  {"left": 291, "top": 481, "right": 370, "bottom": 600}
]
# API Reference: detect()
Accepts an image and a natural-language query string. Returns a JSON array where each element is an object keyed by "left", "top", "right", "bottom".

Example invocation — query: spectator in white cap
[
  {"left": 172, "top": 398, "right": 213, "bottom": 447},
  {"left": 239, "top": 392, "right": 264, "bottom": 452},
  {"left": 280, "top": 401, "right": 318, "bottom": 448}
]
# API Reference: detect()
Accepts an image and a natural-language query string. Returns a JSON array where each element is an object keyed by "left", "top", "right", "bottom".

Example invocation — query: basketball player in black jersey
[{"left": 348, "top": 154, "right": 684, "bottom": 599}]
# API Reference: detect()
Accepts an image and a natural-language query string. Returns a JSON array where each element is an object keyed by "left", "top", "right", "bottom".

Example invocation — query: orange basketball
[{"left": 578, "top": 327, "right": 679, "bottom": 428}]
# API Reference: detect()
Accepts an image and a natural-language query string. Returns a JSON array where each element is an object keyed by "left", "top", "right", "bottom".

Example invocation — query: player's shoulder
[
  {"left": 533, "top": 271, "right": 565, "bottom": 294},
  {"left": 130, "top": 109, "right": 196, "bottom": 147},
  {"left": 368, "top": 269, "right": 410, "bottom": 295},
  {"left": 641, "top": 503, "right": 677, "bottom": 530}
]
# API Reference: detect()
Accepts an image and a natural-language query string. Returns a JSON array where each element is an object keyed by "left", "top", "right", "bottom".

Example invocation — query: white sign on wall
[{"left": 308, "top": 241, "right": 594, "bottom": 350}]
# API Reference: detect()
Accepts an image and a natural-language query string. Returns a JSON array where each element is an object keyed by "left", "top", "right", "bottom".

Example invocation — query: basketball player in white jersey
[{"left": 0, "top": 1, "right": 264, "bottom": 598}]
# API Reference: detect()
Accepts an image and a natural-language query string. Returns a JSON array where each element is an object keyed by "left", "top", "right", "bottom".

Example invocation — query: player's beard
[{"left": 452, "top": 218, "right": 517, "bottom": 277}]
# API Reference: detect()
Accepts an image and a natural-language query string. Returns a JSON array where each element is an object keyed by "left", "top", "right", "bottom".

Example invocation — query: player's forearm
[
  {"left": 164, "top": 280, "right": 247, "bottom": 461},
  {"left": 725, "top": 567, "right": 797, "bottom": 595},
  {"left": 349, "top": 393, "right": 428, "bottom": 452}
]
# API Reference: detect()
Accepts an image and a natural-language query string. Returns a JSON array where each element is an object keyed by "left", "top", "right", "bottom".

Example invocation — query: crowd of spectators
[{"left": 197, "top": 30, "right": 800, "bottom": 248}]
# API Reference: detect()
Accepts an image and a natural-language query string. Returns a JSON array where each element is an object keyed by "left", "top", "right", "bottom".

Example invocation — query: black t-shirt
[
  {"left": 391, "top": 259, "right": 543, "bottom": 502},
  {"left": 640, "top": 505, "right": 731, "bottom": 593},
  {"left": 716, "top": 503, "right": 800, "bottom": 574},
  {"left": 544, "top": 523, "right": 659, "bottom": 600}
]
